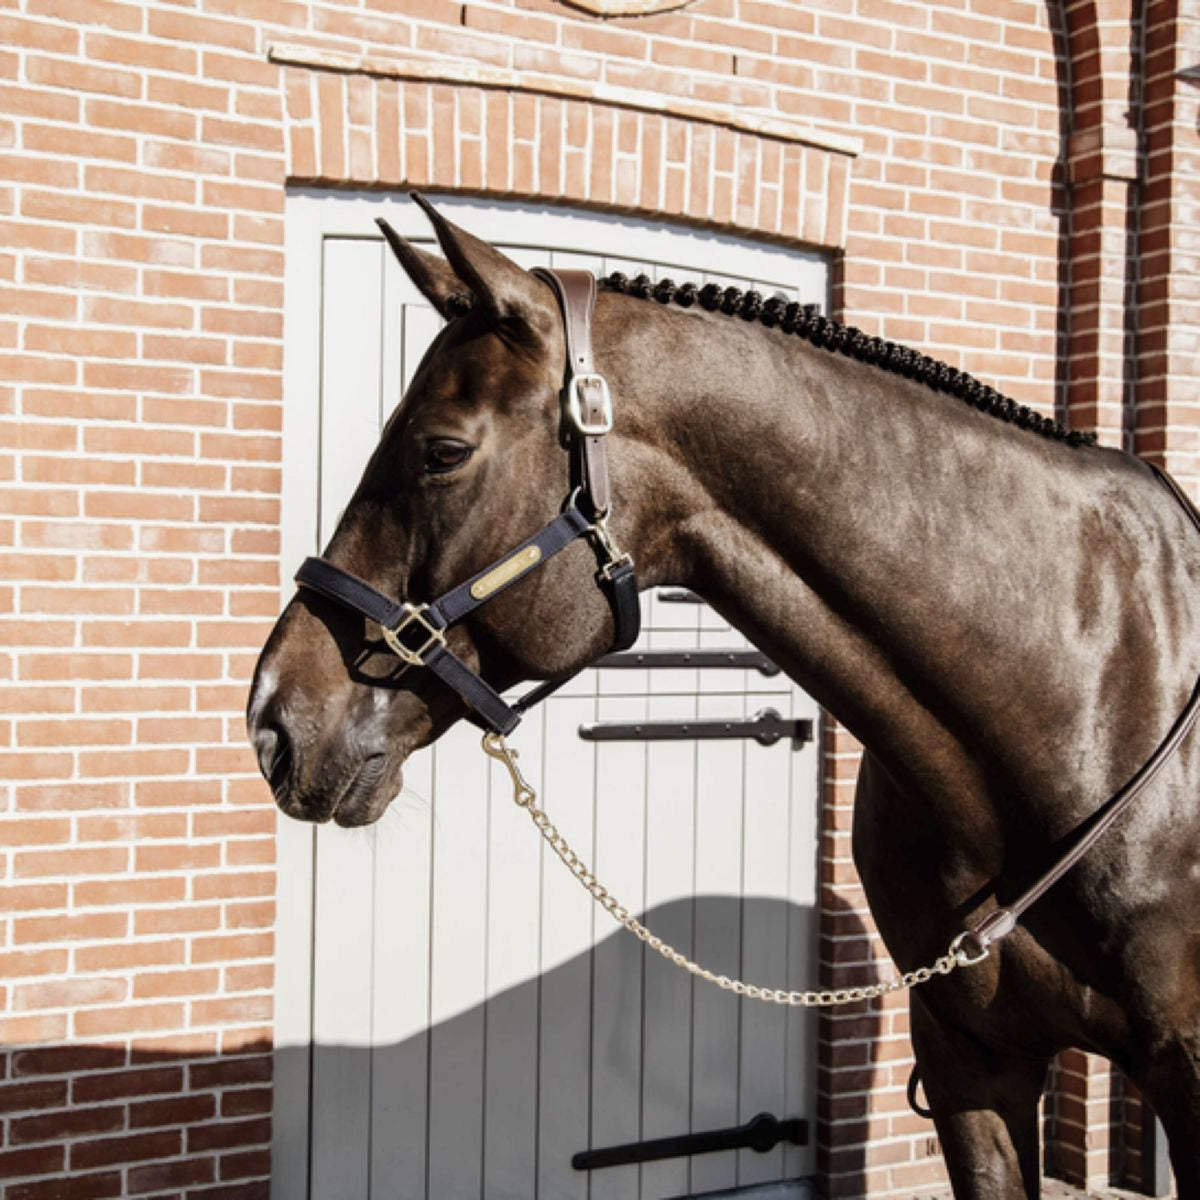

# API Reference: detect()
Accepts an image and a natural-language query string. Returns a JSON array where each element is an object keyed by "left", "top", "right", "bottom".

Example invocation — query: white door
[{"left": 276, "top": 194, "right": 829, "bottom": 1200}]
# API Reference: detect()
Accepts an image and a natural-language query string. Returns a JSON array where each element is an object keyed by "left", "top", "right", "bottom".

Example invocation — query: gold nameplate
[{"left": 470, "top": 546, "right": 542, "bottom": 600}]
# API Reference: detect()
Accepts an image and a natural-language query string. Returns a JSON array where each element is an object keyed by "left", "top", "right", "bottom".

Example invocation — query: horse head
[{"left": 247, "top": 198, "right": 656, "bottom": 826}]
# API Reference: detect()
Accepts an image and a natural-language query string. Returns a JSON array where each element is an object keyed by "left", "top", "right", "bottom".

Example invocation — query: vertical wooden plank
[
  {"left": 310, "top": 828, "right": 377, "bottom": 1200},
  {"left": 689, "top": 678, "right": 745, "bottom": 1195},
  {"left": 426, "top": 724, "right": 492, "bottom": 1200},
  {"left": 638, "top": 685, "right": 698, "bottom": 1200},
  {"left": 737, "top": 690, "right": 793, "bottom": 1187},
  {"left": 273, "top": 201, "right": 324, "bottom": 1200},
  {"left": 589, "top": 688, "right": 648, "bottom": 1200},
  {"left": 482, "top": 707, "right": 544, "bottom": 1198},
  {"left": 538, "top": 687, "right": 597, "bottom": 1199},
  {"left": 370, "top": 257, "right": 441, "bottom": 1199},
  {"left": 475, "top": 240, "right": 554, "bottom": 1200},
  {"left": 309, "top": 235, "right": 386, "bottom": 1200},
  {"left": 370, "top": 750, "right": 434, "bottom": 1199},
  {"left": 319, "top": 238, "right": 386, "bottom": 544},
  {"left": 785, "top": 684, "right": 822, "bottom": 1183},
  {"left": 403, "top": 303, "right": 443, "bottom": 396}
]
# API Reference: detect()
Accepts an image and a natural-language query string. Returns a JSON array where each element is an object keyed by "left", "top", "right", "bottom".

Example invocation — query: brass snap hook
[{"left": 481, "top": 731, "right": 536, "bottom": 807}]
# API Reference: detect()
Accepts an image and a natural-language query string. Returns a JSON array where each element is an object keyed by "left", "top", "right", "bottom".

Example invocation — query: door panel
[{"left": 278, "top": 195, "right": 827, "bottom": 1200}]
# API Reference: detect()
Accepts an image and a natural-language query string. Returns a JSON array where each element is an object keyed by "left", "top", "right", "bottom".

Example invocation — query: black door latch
[
  {"left": 578, "top": 707, "right": 812, "bottom": 748},
  {"left": 573, "top": 1111, "right": 809, "bottom": 1171}
]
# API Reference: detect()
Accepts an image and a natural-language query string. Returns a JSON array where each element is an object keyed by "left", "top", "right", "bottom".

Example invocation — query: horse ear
[
  {"left": 411, "top": 193, "right": 556, "bottom": 334},
  {"left": 376, "top": 217, "right": 474, "bottom": 321}
]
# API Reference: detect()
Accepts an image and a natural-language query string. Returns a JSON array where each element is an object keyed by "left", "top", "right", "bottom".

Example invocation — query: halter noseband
[{"left": 293, "top": 268, "right": 640, "bottom": 736}]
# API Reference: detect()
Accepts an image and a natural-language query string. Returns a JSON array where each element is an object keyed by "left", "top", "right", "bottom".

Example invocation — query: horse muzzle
[{"left": 247, "top": 673, "right": 407, "bottom": 827}]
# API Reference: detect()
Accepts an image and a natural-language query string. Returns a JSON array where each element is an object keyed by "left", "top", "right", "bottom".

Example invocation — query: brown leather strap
[
  {"left": 534, "top": 268, "right": 611, "bottom": 516},
  {"left": 967, "top": 462, "right": 1200, "bottom": 953}
]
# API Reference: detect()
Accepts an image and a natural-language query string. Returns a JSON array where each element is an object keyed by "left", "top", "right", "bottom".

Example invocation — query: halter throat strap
[{"left": 293, "top": 267, "right": 639, "bottom": 736}]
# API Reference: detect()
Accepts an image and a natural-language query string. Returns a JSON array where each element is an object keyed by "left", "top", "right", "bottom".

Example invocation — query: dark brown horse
[{"left": 248, "top": 197, "right": 1200, "bottom": 1198}]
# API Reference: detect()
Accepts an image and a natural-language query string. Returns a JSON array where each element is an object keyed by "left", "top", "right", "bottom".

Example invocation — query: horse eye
[{"left": 422, "top": 439, "right": 473, "bottom": 475}]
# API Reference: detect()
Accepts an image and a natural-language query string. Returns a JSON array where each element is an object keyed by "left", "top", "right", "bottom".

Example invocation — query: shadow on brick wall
[
  {"left": 0, "top": 1039, "right": 272, "bottom": 1199},
  {"left": 813, "top": 895, "right": 893, "bottom": 1200}
]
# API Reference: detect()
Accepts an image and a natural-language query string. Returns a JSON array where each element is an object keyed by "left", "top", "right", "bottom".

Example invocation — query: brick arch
[{"left": 272, "top": 45, "right": 857, "bottom": 251}]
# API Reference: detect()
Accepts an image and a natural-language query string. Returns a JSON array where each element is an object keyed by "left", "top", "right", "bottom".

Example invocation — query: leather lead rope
[
  {"left": 963, "top": 462, "right": 1200, "bottom": 956},
  {"left": 965, "top": 670, "right": 1200, "bottom": 956}
]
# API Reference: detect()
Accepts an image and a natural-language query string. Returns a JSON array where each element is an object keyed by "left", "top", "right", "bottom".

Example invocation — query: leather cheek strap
[{"left": 534, "top": 268, "right": 612, "bottom": 517}]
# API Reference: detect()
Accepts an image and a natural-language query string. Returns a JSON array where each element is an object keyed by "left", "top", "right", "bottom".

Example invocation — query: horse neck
[{"left": 613, "top": 299, "right": 1120, "bottom": 805}]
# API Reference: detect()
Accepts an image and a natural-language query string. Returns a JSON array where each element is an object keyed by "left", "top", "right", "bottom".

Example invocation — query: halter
[{"left": 293, "top": 269, "right": 640, "bottom": 736}]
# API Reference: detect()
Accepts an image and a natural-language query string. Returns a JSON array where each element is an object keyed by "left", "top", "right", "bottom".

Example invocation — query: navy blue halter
[{"left": 294, "top": 268, "right": 640, "bottom": 736}]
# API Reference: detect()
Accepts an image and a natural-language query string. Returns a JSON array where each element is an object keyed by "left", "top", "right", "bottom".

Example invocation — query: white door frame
[{"left": 274, "top": 190, "right": 829, "bottom": 1200}]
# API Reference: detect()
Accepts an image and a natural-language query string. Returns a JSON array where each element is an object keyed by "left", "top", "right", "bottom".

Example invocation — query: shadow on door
[{"left": 278, "top": 895, "right": 882, "bottom": 1200}]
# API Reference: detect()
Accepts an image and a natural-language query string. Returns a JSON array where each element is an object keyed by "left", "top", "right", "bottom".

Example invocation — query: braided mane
[{"left": 600, "top": 273, "right": 1096, "bottom": 448}]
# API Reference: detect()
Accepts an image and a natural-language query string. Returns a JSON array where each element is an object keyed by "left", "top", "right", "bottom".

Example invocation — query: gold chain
[{"left": 481, "top": 732, "right": 985, "bottom": 1007}]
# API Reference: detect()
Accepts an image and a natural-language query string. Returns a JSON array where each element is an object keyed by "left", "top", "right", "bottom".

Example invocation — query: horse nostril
[{"left": 253, "top": 719, "right": 294, "bottom": 798}]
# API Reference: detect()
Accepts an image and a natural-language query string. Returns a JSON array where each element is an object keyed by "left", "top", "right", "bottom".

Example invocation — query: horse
[{"left": 247, "top": 195, "right": 1200, "bottom": 1199}]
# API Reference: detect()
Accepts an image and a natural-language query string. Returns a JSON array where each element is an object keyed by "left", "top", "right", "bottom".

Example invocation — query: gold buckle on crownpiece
[{"left": 381, "top": 603, "right": 446, "bottom": 667}]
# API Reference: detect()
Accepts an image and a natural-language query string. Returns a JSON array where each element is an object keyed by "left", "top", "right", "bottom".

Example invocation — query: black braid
[{"left": 600, "top": 272, "right": 1097, "bottom": 448}]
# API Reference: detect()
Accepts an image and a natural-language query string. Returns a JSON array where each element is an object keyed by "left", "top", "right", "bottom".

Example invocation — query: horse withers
[{"left": 249, "top": 196, "right": 1200, "bottom": 1199}]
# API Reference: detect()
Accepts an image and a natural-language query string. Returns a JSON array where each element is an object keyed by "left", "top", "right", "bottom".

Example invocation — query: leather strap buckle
[
  {"left": 566, "top": 373, "right": 613, "bottom": 436},
  {"left": 381, "top": 603, "right": 446, "bottom": 666},
  {"left": 590, "top": 517, "right": 632, "bottom": 577}
]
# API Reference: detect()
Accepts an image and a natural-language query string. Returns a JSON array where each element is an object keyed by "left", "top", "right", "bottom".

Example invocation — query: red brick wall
[{"left": 0, "top": 1, "right": 1188, "bottom": 1197}]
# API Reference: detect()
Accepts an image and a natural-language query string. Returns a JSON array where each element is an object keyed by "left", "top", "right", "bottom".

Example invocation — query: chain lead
[{"left": 483, "top": 734, "right": 983, "bottom": 1007}]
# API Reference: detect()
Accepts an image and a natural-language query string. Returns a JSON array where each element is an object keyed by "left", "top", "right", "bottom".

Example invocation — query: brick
[
  {"left": 15, "top": 781, "right": 127, "bottom": 810},
  {"left": 6, "top": 1171, "right": 123, "bottom": 1200},
  {"left": 75, "top": 875, "right": 185, "bottom": 906},
  {"left": 70, "top": 1130, "right": 181, "bottom": 1172},
  {"left": 0, "top": 1013, "right": 69, "bottom": 1043},
  {"left": 127, "top": 1155, "right": 215, "bottom": 1192},
  {"left": 129, "top": 1092, "right": 216, "bottom": 1128},
  {"left": 11, "top": 1103, "right": 124, "bottom": 1144},
  {"left": 26, "top": 54, "right": 140, "bottom": 98},
  {"left": 74, "top": 1003, "right": 185, "bottom": 1038},
  {"left": 0, "top": 1079, "right": 69, "bottom": 1119},
  {"left": 23, "top": 122, "right": 136, "bottom": 165},
  {"left": 133, "top": 968, "right": 220, "bottom": 1000},
  {"left": 219, "top": 1148, "right": 271, "bottom": 1181},
  {"left": 75, "top": 940, "right": 185, "bottom": 973},
  {"left": 15, "top": 846, "right": 129, "bottom": 878},
  {"left": 0, "top": 1145, "right": 65, "bottom": 1181},
  {"left": 21, "top": 188, "right": 136, "bottom": 230},
  {"left": 14, "top": 911, "right": 127, "bottom": 944},
  {"left": 187, "top": 1116, "right": 270, "bottom": 1153}
]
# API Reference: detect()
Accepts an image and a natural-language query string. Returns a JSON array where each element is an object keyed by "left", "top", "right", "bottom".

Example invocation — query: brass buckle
[
  {"left": 381, "top": 603, "right": 445, "bottom": 667},
  {"left": 566, "top": 373, "right": 613, "bottom": 436},
  {"left": 590, "top": 518, "right": 633, "bottom": 579}
]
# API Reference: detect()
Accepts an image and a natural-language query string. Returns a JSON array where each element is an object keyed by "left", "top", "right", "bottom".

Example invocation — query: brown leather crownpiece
[{"left": 535, "top": 268, "right": 612, "bottom": 517}]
